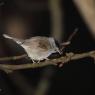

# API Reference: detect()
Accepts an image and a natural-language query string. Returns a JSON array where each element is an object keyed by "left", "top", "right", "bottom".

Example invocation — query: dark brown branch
[{"left": 0, "top": 50, "right": 95, "bottom": 73}]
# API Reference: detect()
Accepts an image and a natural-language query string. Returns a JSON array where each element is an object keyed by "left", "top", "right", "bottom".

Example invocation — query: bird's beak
[{"left": 56, "top": 48, "right": 62, "bottom": 55}]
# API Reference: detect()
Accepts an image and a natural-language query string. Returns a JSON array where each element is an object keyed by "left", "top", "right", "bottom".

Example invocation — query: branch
[
  {"left": 0, "top": 50, "right": 95, "bottom": 73},
  {"left": 73, "top": 0, "right": 95, "bottom": 38},
  {"left": 0, "top": 54, "right": 27, "bottom": 61}
]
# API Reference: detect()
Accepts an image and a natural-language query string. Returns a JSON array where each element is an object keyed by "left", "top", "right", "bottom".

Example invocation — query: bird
[{"left": 3, "top": 34, "right": 62, "bottom": 63}]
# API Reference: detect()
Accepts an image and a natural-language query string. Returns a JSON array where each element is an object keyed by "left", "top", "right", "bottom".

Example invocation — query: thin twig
[
  {"left": 60, "top": 28, "right": 78, "bottom": 52},
  {"left": 67, "top": 28, "right": 78, "bottom": 41},
  {"left": 0, "top": 50, "right": 95, "bottom": 73}
]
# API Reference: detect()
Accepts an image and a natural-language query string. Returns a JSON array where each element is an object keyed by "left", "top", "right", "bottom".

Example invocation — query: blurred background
[{"left": 0, "top": 0, "right": 95, "bottom": 95}]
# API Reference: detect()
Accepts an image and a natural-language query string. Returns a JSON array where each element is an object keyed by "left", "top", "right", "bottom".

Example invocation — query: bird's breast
[{"left": 23, "top": 47, "right": 55, "bottom": 60}]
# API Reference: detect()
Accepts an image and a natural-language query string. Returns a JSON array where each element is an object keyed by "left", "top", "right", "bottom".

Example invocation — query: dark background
[{"left": 0, "top": 0, "right": 95, "bottom": 95}]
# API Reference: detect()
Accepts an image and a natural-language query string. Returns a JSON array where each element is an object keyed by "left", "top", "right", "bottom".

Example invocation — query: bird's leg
[
  {"left": 32, "top": 59, "right": 36, "bottom": 64},
  {"left": 37, "top": 60, "right": 41, "bottom": 63},
  {"left": 45, "top": 58, "right": 49, "bottom": 60}
]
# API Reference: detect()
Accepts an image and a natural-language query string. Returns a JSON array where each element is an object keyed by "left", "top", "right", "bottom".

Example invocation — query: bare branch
[
  {"left": 0, "top": 50, "right": 95, "bottom": 73},
  {"left": 73, "top": 0, "right": 95, "bottom": 38},
  {"left": 0, "top": 54, "right": 27, "bottom": 61}
]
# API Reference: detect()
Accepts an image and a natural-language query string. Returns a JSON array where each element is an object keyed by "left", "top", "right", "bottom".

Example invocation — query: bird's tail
[
  {"left": 3, "top": 34, "right": 14, "bottom": 39},
  {"left": 3, "top": 34, "right": 24, "bottom": 45}
]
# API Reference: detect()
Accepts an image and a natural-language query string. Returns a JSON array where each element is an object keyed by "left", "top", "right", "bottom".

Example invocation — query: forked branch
[{"left": 0, "top": 50, "right": 95, "bottom": 73}]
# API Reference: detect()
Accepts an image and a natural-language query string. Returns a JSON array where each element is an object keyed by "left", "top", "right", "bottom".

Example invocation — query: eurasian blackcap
[{"left": 3, "top": 34, "right": 62, "bottom": 63}]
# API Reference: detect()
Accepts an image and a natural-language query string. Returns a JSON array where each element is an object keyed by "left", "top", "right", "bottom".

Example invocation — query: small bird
[{"left": 3, "top": 34, "right": 62, "bottom": 63}]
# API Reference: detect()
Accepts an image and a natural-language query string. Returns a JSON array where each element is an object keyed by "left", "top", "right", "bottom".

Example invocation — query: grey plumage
[{"left": 3, "top": 34, "right": 61, "bottom": 63}]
